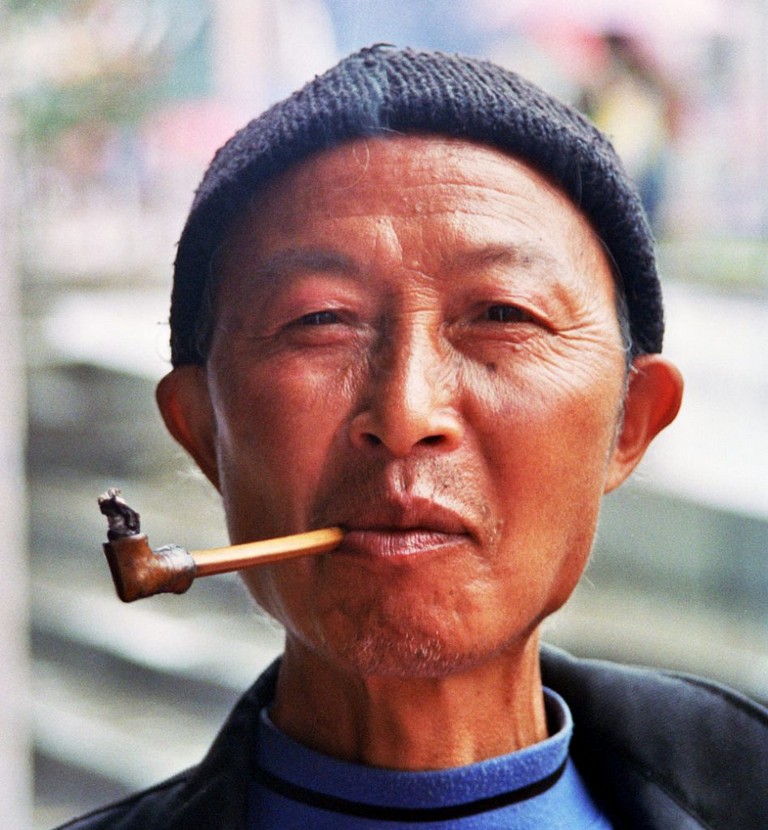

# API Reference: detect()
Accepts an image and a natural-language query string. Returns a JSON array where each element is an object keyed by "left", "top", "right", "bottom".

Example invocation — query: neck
[{"left": 270, "top": 632, "right": 547, "bottom": 770}]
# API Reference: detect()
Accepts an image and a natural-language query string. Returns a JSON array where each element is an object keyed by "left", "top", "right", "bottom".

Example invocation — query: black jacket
[{"left": 56, "top": 646, "right": 768, "bottom": 829}]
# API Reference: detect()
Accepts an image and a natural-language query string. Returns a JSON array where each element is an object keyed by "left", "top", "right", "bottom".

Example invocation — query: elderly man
[{"left": 60, "top": 47, "right": 765, "bottom": 829}]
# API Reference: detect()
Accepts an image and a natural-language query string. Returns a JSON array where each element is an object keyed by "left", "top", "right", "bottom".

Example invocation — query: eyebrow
[
  {"left": 247, "top": 242, "right": 562, "bottom": 278},
  {"left": 444, "top": 242, "right": 563, "bottom": 276},
  {"left": 246, "top": 248, "right": 360, "bottom": 283},
  {"left": 221, "top": 240, "right": 567, "bottom": 306}
]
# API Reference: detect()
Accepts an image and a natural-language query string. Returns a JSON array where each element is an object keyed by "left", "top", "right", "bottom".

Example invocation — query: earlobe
[
  {"left": 605, "top": 354, "right": 684, "bottom": 493},
  {"left": 156, "top": 366, "right": 221, "bottom": 490}
]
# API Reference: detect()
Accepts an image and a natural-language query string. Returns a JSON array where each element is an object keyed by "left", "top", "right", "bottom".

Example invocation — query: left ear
[{"left": 604, "top": 354, "right": 684, "bottom": 493}]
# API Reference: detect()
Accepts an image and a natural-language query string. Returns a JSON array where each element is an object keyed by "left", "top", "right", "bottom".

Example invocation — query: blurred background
[{"left": 1, "top": 0, "right": 766, "bottom": 826}]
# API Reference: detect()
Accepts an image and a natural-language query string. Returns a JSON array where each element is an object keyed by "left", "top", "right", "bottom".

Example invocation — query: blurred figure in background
[{"left": 579, "top": 32, "right": 681, "bottom": 232}]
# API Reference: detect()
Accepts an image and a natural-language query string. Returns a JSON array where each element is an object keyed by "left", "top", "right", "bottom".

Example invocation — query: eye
[
  {"left": 483, "top": 304, "right": 533, "bottom": 324},
  {"left": 296, "top": 310, "right": 340, "bottom": 326}
]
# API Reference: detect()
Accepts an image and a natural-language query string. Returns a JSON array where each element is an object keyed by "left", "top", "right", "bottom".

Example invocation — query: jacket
[{"left": 56, "top": 645, "right": 768, "bottom": 829}]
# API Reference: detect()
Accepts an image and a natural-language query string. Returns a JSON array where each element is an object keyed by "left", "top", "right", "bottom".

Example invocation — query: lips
[
  {"left": 333, "top": 498, "right": 474, "bottom": 558},
  {"left": 340, "top": 528, "right": 467, "bottom": 558}
]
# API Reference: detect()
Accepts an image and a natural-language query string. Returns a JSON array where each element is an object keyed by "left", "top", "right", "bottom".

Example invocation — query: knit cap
[{"left": 171, "top": 45, "right": 664, "bottom": 365}]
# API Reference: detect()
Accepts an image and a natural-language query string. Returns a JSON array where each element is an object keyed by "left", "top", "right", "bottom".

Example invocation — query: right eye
[
  {"left": 295, "top": 310, "right": 340, "bottom": 326},
  {"left": 482, "top": 304, "right": 533, "bottom": 324}
]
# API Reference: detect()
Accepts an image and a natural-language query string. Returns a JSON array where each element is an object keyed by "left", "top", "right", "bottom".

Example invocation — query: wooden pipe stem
[{"left": 191, "top": 527, "right": 344, "bottom": 576}]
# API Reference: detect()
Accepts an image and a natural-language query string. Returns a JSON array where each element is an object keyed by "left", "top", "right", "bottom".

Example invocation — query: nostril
[
  {"left": 361, "top": 431, "right": 447, "bottom": 451},
  {"left": 351, "top": 407, "right": 462, "bottom": 456}
]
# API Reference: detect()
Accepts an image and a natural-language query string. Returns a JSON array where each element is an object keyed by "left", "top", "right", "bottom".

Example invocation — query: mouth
[
  {"left": 339, "top": 528, "right": 468, "bottom": 558},
  {"left": 334, "top": 499, "right": 474, "bottom": 559}
]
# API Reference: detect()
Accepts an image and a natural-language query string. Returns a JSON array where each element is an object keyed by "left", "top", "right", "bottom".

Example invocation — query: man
[{"left": 59, "top": 46, "right": 766, "bottom": 829}]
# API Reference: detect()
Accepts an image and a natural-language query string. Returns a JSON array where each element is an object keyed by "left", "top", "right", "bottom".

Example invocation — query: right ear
[{"left": 156, "top": 366, "right": 220, "bottom": 490}]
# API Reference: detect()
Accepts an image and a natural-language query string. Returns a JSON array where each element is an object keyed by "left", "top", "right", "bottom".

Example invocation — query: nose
[{"left": 348, "top": 328, "right": 463, "bottom": 457}]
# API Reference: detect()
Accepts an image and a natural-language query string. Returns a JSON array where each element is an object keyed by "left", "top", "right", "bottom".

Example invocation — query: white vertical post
[{"left": 0, "top": 2, "right": 32, "bottom": 827}]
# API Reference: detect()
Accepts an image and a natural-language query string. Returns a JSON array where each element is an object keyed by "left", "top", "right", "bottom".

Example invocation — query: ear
[
  {"left": 604, "top": 354, "right": 684, "bottom": 493},
  {"left": 156, "top": 366, "right": 221, "bottom": 490}
]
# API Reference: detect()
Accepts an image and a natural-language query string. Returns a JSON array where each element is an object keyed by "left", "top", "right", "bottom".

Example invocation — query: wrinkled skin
[{"left": 158, "top": 136, "right": 682, "bottom": 766}]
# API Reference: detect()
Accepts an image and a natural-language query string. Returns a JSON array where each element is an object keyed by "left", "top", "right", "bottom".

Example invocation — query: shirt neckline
[{"left": 254, "top": 687, "right": 572, "bottom": 815}]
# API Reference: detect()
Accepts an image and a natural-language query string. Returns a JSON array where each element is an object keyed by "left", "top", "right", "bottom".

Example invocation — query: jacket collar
[{"left": 158, "top": 647, "right": 766, "bottom": 830}]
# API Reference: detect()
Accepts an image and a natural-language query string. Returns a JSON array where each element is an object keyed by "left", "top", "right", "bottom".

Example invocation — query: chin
[{"left": 329, "top": 627, "right": 504, "bottom": 680}]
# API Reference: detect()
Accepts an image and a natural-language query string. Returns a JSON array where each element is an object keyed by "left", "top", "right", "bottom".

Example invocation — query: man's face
[{"left": 201, "top": 136, "right": 629, "bottom": 676}]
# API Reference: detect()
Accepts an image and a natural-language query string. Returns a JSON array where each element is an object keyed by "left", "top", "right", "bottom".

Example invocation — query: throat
[{"left": 271, "top": 635, "right": 548, "bottom": 770}]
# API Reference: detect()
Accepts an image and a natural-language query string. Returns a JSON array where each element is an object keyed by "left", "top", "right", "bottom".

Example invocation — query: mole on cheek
[{"left": 486, "top": 362, "right": 498, "bottom": 373}]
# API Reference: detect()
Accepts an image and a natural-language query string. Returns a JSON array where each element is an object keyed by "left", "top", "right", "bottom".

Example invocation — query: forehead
[{"left": 219, "top": 135, "right": 613, "bottom": 293}]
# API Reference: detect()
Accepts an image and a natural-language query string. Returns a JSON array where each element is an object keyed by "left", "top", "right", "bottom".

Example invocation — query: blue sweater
[{"left": 249, "top": 689, "right": 612, "bottom": 828}]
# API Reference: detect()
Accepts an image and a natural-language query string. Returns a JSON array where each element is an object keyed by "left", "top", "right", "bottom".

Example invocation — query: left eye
[
  {"left": 483, "top": 305, "right": 532, "bottom": 323},
  {"left": 296, "top": 310, "right": 339, "bottom": 326}
]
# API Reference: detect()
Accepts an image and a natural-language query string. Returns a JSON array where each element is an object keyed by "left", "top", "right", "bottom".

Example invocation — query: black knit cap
[{"left": 171, "top": 45, "right": 664, "bottom": 365}]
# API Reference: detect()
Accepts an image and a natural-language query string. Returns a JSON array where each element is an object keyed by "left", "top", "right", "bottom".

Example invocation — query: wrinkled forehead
[{"left": 220, "top": 134, "right": 610, "bottom": 273}]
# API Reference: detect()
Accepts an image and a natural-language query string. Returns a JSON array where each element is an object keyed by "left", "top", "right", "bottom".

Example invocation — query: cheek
[
  {"left": 474, "top": 355, "right": 623, "bottom": 478},
  {"left": 209, "top": 362, "right": 359, "bottom": 539},
  {"left": 472, "top": 360, "right": 624, "bottom": 588}
]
